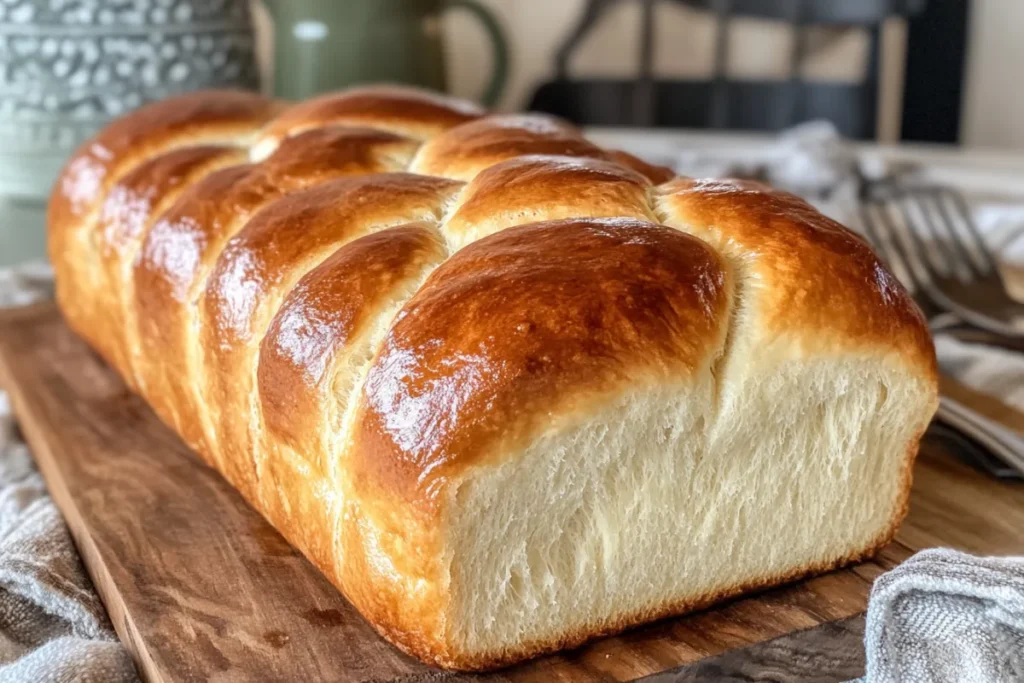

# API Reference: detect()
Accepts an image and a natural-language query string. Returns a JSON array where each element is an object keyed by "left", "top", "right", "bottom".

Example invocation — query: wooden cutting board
[{"left": 2, "top": 302, "right": 1018, "bottom": 683}]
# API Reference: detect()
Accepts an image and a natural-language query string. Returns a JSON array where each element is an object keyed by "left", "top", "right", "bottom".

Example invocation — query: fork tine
[
  {"left": 901, "top": 190, "right": 977, "bottom": 283},
  {"left": 860, "top": 193, "right": 956, "bottom": 324},
  {"left": 861, "top": 196, "right": 927, "bottom": 295},
  {"left": 937, "top": 188, "right": 1000, "bottom": 275},
  {"left": 862, "top": 181, "right": 1022, "bottom": 338},
  {"left": 857, "top": 201, "right": 885, "bottom": 251},
  {"left": 891, "top": 191, "right": 950, "bottom": 288}
]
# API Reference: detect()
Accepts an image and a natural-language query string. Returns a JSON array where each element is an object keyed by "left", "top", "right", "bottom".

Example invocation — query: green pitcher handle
[{"left": 444, "top": 0, "right": 509, "bottom": 106}]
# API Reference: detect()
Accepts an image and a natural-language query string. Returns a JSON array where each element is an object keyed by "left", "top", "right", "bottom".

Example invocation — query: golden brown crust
[
  {"left": 200, "top": 174, "right": 461, "bottom": 497},
  {"left": 255, "top": 85, "right": 484, "bottom": 154},
  {"left": 350, "top": 218, "right": 732, "bottom": 510},
  {"left": 205, "top": 173, "right": 460, "bottom": 351},
  {"left": 94, "top": 145, "right": 246, "bottom": 382},
  {"left": 656, "top": 178, "right": 937, "bottom": 379},
  {"left": 48, "top": 90, "right": 279, "bottom": 349},
  {"left": 258, "top": 225, "right": 448, "bottom": 592},
  {"left": 132, "top": 127, "right": 420, "bottom": 469},
  {"left": 605, "top": 149, "right": 677, "bottom": 184},
  {"left": 49, "top": 90, "right": 277, "bottom": 229},
  {"left": 258, "top": 224, "right": 448, "bottom": 461},
  {"left": 411, "top": 114, "right": 608, "bottom": 181},
  {"left": 338, "top": 487, "right": 448, "bottom": 667},
  {"left": 442, "top": 155, "right": 657, "bottom": 248}
]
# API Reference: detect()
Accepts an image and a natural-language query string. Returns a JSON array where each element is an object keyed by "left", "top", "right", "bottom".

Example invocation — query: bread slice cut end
[{"left": 427, "top": 357, "right": 932, "bottom": 670}]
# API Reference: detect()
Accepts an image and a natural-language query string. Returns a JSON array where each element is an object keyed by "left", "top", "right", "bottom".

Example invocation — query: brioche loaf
[{"left": 48, "top": 86, "right": 938, "bottom": 670}]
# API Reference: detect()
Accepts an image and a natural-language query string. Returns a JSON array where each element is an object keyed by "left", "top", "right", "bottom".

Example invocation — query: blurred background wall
[
  {"left": 960, "top": 0, "right": 1024, "bottom": 148},
  {"left": 251, "top": 0, "right": 1024, "bottom": 149}
]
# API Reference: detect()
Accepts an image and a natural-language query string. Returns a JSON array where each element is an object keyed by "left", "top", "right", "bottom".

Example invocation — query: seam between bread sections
[
  {"left": 88, "top": 132, "right": 266, "bottom": 395},
  {"left": 231, "top": 127, "right": 462, "bottom": 574},
  {"left": 432, "top": 182, "right": 473, "bottom": 255},
  {"left": 401, "top": 129, "right": 468, "bottom": 256},
  {"left": 241, "top": 215, "right": 451, "bottom": 515},
  {"left": 82, "top": 127, "right": 267, "bottom": 248},
  {"left": 651, "top": 190, "right": 749, "bottom": 442},
  {"left": 151, "top": 112, "right": 468, "bottom": 601},
  {"left": 55, "top": 133, "right": 257, "bottom": 357},
  {"left": 118, "top": 153, "right": 247, "bottom": 391},
  {"left": 184, "top": 129, "right": 434, "bottom": 498},
  {"left": 248, "top": 220, "right": 453, "bottom": 612},
  {"left": 326, "top": 237, "right": 451, "bottom": 580},
  {"left": 641, "top": 183, "right": 665, "bottom": 225}
]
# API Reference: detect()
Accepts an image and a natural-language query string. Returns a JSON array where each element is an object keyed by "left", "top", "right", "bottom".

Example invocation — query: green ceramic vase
[{"left": 261, "top": 0, "right": 509, "bottom": 105}]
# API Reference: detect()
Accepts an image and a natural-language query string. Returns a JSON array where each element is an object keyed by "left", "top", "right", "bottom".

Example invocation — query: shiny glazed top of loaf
[{"left": 50, "top": 85, "right": 933, "bottom": 504}]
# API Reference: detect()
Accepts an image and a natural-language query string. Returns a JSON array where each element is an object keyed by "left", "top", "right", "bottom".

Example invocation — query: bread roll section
[{"left": 49, "top": 85, "right": 938, "bottom": 671}]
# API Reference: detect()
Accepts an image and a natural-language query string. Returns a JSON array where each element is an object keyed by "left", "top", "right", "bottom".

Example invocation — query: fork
[
  {"left": 858, "top": 187, "right": 1024, "bottom": 478},
  {"left": 860, "top": 181, "right": 1023, "bottom": 338}
]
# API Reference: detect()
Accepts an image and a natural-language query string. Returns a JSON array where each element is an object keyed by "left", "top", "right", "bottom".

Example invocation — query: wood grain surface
[
  {"left": 1, "top": 303, "right": 1022, "bottom": 683},
  {"left": 637, "top": 615, "right": 867, "bottom": 683}
]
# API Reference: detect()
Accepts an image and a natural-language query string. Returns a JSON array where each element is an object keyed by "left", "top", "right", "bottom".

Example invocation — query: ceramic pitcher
[{"left": 261, "top": 0, "right": 508, "bottom": 105}]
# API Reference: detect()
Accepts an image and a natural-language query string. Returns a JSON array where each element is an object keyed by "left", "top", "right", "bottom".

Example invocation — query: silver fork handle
[{"left": 935, "top": 396, "right": 1024, "bottom": 477}]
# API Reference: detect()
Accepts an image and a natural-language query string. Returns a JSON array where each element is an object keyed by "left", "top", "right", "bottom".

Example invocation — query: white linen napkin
[{"left": 856, "top": 548, "right": 1024, "bottom": 683}]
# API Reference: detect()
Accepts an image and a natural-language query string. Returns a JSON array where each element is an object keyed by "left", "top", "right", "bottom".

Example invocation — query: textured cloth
[
  {"left": 936, "top": 335, "right": 1024, "bottom": 411},
  {"left": 858, "top": 549, "right": 1024, "bottom": 683},
  {"left": 0, "top": 266, "right": 137, "bottom": 682}
]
